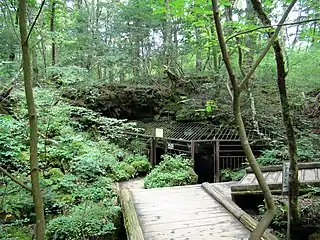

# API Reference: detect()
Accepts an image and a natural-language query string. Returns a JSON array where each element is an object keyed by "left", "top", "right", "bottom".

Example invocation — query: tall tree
[
  {"left": 50, "top": 0, "right": 56, "bottom": 66},
  {"left": 211, "top": 0, "right": 296, "bottom": 239},
  {"left": 250, "top": 0, "right": 301, "bottom": 237},
  {"left": 18, "top": 0, "right": 45, "bottom": 239}
]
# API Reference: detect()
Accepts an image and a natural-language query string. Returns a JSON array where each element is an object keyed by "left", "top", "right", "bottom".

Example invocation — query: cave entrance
[{"left": 126, "top": 120, "right": 273, "bottom": 183}]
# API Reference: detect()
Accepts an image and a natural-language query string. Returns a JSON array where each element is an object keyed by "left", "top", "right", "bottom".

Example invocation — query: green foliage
[
  {"left": 125, "top": 139, "right": 147, "bottom": 155},
  {"left": 0, "top": 180, "right": 34, "bottom": 219},
  {"left": 0, "top": 225, "right": 32, "bottom": 240},
  {"left": 173, "top": 97, "right": 218, "bottom": 121},
  {"left": 257, "top": 149, "right": 285, "bottom": 166},
  {"left": 72, "top": 177, "right": 116, "bottom": 204},
  {"left": 220, "top": 168, "right": 246, "bottom": 182},
  {"left": 111, "top": 162, "right": 136, "bottom": 181},
  {"left": 69, "top": 105, "right": 142, "bottom": 141},
  {"left": 46, "top": 202, "right": 121, "bottom": 240},
  {"left": 257, "top": 136, "right": 320, "bottom": 167},
  {"left": 124, "top": 154, "right": 151, "bottom": 175},
  {"left": 144, "top": 155, "right": 198, "bottom": 189},
  {"left": 70, "top": 152, "right": 117, "bottom": 182},
  {"left": 0, "top": 115, "right": 28, "bottom": 171}
]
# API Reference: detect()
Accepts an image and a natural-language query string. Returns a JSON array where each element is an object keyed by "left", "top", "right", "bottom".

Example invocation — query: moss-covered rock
[{"left": 63, "top": 84, "right": 179, "bottom": 120}]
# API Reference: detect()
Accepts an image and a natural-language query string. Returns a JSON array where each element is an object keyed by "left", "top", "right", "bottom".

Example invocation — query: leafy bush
[
  {"left": 70, "top": 152, "right": 117, "bottom": 182},
  {"left": 256, "top": 149, "right": 285, "bottom": 166},
  {"left": 220, "top": 168, "right": 246, "bottom": 182},
  {"left": 0, "top": 225, "right": 32, "bottom": 240},
  {"left": 257, "top": 136, "right": 320, "bottom": 167},
  {"left": 124, "top": 139, "right": 147, "bottom": 155},
  {"left": 0, "top": 115, "right": 28, "bottom": 171},
  {"left": 125, "top": 154, "right": 151, "bottom": 175},
  {"left": 0, "top": 181, "right": 34, "bottom": 219},
  {"left": 46, "top": 202, "right": 121, "bottom": 240},
  {"left": 72, "top": 177, "right": 116, "bottom": 203},
  {"left": 144, "top": 155, "right": 198, "bottom": 189},
  {"left": 43, "top": 134, "right": 86, "bottom": 168},
  {"left": 111, "top": 162, "right": 136, "bottom": 181}
]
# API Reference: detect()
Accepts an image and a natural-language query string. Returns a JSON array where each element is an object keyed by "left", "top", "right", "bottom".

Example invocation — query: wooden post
[
  {"left": 164, "top": 139, "right": 168, "bottom": 154},
  {"left": 215, "top": 140, "right": 220, "bottom": 183},
  {"left": 151, "top": 137, "right": 157, "bottom": 166},
  {"left": 191, "top": 140, "right": 195, "bottom": 166},
  {"left": 150, "top": 138, "right": 155, "bottom": 166}
]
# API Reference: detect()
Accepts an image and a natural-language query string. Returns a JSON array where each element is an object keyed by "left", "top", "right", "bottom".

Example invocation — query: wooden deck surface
[{"left": 131, "top": 184, "right": 251, "bottom": 240}]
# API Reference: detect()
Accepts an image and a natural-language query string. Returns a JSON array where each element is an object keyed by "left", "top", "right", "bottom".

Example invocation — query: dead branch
[{"left": 0, "top": 166, "right": 32, "bottom": 192}]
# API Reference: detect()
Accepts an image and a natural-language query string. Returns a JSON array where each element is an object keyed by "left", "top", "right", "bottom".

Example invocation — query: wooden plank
[
  {"left": 132, "top": 184, "right": 201, "bottom": 193},
  {"left": 134, "top": 197, "right": 214, "bottom": 205},
  {"left": 304, "top": 169, "right": 315, "bottom": 181},
  {"left": 240, "top": 173, "right": 256, "bottom": 184},
  {"left": 277, "top": 171, "right": 283, "bottom": 183},
  {"left": 138, "top": 210, "right": 230, "bottom": 225},
  {"left": 136, "top": 206, "right": 221, "bottom": 215},
  {"left": 141, "top": 215, "right": 236, "bottom": 232},
  {"left": 298, "top": 169, "right": 302, "bottom": 181},
  {"left": 143, "top": 224, "right": 250, "bottom": 239},
  {"left": 132, "top": 188, "right": 207, "bottom": 199},
  {"left": 134, "top": 200, "right": 218, "bottom": 211},
  {"left": 266, "top": 171, "right": 281, "bottom": 182},
  {"left": 133, "top": 193, "right": 212, "bottom": 202},
  {"left": 135, "top": 202, "right": 220, "bottom": 213}
]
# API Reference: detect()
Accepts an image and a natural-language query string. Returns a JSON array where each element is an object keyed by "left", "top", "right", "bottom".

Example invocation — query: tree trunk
[
  {"left": 50, "top": 0, "right": 56, "bottom": 66},
  {"left": 250, "top": 0, "right": 300, "bottom": 236},
  {"left": 195, "top": 27, "right": 202, "bottom": 71},
  {"left": 18, "top": 0, "right": 45, "bottom": 239},
  {"left": 163, "top": 0, "right": 172, "bottom": 66},
  {"left": 211, "top": 0, "right": 297, "bottom": 238}
]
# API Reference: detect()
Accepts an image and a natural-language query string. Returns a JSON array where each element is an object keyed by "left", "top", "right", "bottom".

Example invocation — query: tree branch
[
  {"left": 0, "top": 166, "right": 32, "bottom": 192},
  {"left": 226, "top": 18, "right": 320, "bottom": 43},
  {"left": 238, "top": 0, "right": 298, "bottom": 92},
  {"left": 211, "top": 0, "right": 237, "bottom": 89},
  {"left": 26, "top": 0, "right": 46, "bottom": 43}
]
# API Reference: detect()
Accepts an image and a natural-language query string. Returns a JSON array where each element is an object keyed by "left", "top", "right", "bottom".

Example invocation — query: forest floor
[{"left": 119, "top": 177, "right": 145, "bottom": 190}]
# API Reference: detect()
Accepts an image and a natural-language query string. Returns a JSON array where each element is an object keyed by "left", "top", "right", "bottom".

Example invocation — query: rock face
[{"left": 64, "top": 84, "right": 181, "bottom": 120}]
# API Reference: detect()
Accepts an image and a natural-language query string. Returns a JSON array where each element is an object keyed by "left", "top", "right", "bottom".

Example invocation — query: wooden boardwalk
[
  {"left": 119, "top": 182, "right": 277, "bottom": 240},
  {"left": 231, "top": 162, "right": 320, "bottom": 197}
]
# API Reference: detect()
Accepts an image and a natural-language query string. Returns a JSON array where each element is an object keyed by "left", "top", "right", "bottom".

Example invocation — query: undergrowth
[{"left": 144, "top": 155, "right": 198, "bottom": 189}]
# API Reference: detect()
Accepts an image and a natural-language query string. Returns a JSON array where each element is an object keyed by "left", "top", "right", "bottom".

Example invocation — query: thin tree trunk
[
  {"left": 163, "top": 0, "right": 172, "bottom": 66},
  {"left": 50, "top": 0, "right": 56, "bottom": 66},
  {"left": 18, "top": 0, "right": 45, "bottom": 239},
  {"left": 211, "top": 0, "right": 296, "bottom": 238},
  {"left": 250, "top": 0, "right": 300, "bottom": 236},
  {"left": 195, "top": 27, "right": 202, "bottom": 71}
]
